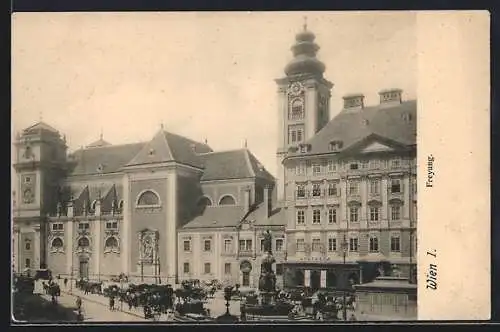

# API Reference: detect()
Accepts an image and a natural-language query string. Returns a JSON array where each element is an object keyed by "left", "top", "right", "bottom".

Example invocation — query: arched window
[
  {"left": 289, "top": 98, "right": 304, "bottom": 120},
  {"left": 105, "top": 236, "right": 118, "bottom": 249},
  {"left": 51, "top": 237, "right": 63, "bottom": 248},
  {"left": 136, "top": 190, "right": 160, "bottom": 207},
  {"left": 197, "top": 196, "right": 213, "bottom": 207},
  {"left": 78, "top": 237, "right": 90, "bottom": 248},
  {"left": 219, "top": 195, "right": 236, "bottom": 206}
]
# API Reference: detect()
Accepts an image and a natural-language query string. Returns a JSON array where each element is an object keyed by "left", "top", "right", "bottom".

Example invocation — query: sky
[{"left": 12, "top": 11, "right": 417, "bottom": 180}]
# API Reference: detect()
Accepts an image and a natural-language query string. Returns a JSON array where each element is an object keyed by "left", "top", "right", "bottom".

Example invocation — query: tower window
[
  {"left": 288, "top": 125, "right": 305, "bottom": 144},
  {"left": 289, "top": 98, "right": 305, "bottom": 120}
]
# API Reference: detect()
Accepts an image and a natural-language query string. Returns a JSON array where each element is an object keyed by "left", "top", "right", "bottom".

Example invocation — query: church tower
[
  {"left": 275, "top": 20, "right": 334, "bottom": 201},
  {"left": 13, "top": 122, "right": 67, "bottom": 272}
]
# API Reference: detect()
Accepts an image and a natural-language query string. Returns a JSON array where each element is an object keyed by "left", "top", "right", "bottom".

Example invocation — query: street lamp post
[
  {"left": 70, "top": 266, "right": 73, "bottom": 295},
  {"left": 342, "top": 235, "right": 348, "bottom": 321}
]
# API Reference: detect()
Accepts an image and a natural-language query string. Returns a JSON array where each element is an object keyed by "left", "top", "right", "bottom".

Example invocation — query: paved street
[
  {"left": 42, "top": 279, "right": 242, "bottom": 321},
  {"left": 36, "top": 281, "right": 146, "bottom": 322}
]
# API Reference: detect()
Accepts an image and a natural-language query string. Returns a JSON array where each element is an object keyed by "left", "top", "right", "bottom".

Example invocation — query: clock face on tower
[{"left": 288, "top": 82, "right": 304, "bottom": 96}]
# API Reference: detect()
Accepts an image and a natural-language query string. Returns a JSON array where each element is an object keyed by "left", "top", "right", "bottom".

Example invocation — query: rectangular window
[
  {"left": 183, "top": 262, "right": 190, "bottom": 273},
  {"left": 276, "top": 264, "right": 283, "bottom": 276},
  {"left": 328, "top": 238, "right": 337, "bottom": 251},
  {"left": 204, "top": 239, "right": 211, "bottom": 252},
  {"left": 370, "top": 159, "right": 380, "bottom": 169},
  {"left": 105, "top": 222, "right": 118, "bottom": 229},
  {"left": 25, "top": 258, "right": 30, "bottom": 268},
  {"left": 349, "top": 237, "right": 359, "bottom": 252},
  {"left": 183, "top": 240, "right": 191, "bottom": 252},
  {"left": 350, "top": 163, "right": 359, "bottom": 170},
  {"left": 224, "top": 239, "right": 232, "bottom": 253},
  {"left": 239, "top": 239, "right": 253, "bottom": 251},
  {"left": 369, "top": 236, "right": 379, "bottom": 252},
  {"left": 361, "top": 160, "right": 369, "bottom": 169},
  {"left": 275, "top": 238, "right": 284, "bottom": 252},
  {"left": 296, "top": 210, "right": 305, "bottom": 224},
  {"left": 296, "top": 162, "right": 306, "bottom": 175},
  {"left": 78, "top": 223, "right": 90, "bottom": 230},
  {"left": 312, "top": 183, "right": 321, "bottom": 197},
  {"left": 297, "top": 130, "right": 303, "bottom": 142},
  {"left": 296, "top": 239, "right": 305, "bottom": 251},
  {"left": 204, "top": 263, "right": 211, "bottom": 274},
  {"left": 312, "top": 164, "right": 321, "bottom": 176},
  {"left": 224, "top": 263, "right": 231, "bottom": 275},
  {"left": 348, "top": 181, "right": 359, "bottom": 195},
  {"left": 312, "top": 209, "right": 321, "bottom": 224},
  {"left": 312, "top": 238, "right": 321, "bottom": 252},
  {"left": 391, "top": 206, "right": 401, "bottom": 221},
  {"left": 296, "top": 184, "right": 306, "bottom": 198},
  {"left": 391, "top": 179, "right": 402, "bottom": 193},
  {"left": 328, "top": 208, "right": 337, "bottom": 224},
  {"left": 328, "top": 182, "right": 337, "bottom": 196},
  {"left": 291, "top": 131, "right": 297, "bottom": 142},
  {"left": 370, "top": 180, "right": 380, "bottom": 195},
  {"left": 349, "top": 207, "right": 359, "bottom": 222},
  {"left": 260, "top": 239, "right": 266, "bottom": 252},
  {"left": 391, "top": 236, "right": 401, "bottom": 252},
  {"left": 52, "top": 223, "right": 64, "bottom": 231},
  {"left": 370, "top": 207, "right": 379, "bottom": 221},
  {"left": 327, "top": 161, "right": 336, "bottom": 173},
  {"left": 391, "top": 159, "right": 401, "bottom": 168}
]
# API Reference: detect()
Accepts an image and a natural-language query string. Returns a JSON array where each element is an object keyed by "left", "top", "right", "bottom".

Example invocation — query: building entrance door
[
  {"left": 242, "top": 272, "right": 250, "bottom": 286},
  {"left": 310, "top": 270, "right": 321, "bottom": 290},
  {"left": 79, "top": 258, "right": 89, "bottom": 279}
]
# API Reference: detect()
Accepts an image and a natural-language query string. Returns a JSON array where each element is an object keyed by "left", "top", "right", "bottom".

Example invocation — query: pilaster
[
  {"left": 121, "top": 174, "right": 130, "bottom": 274},
  {"left": 66, "top": 219, "right": 73, "bottom": 275},
  {"left": 166, "top": 174, "right": 178, "bottom": 282}
]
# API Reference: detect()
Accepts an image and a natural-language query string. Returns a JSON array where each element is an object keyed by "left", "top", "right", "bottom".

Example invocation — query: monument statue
[
  {"left": 263, "top": 230, "right": 272, "bottom": 253},
  {"left": 142, "top": 235, "right": 154, "bottom": 261},
  {"left": 258, "top": 229, "right": 277, "bottom": 303}
]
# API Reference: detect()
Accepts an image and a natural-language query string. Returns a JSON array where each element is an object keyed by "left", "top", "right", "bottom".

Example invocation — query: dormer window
[
  {"left": 299, "top": 144, "right": 311, "bottom": 153},
  {"left": 329, "top": 140, "right": 343, "bottom": 151}
]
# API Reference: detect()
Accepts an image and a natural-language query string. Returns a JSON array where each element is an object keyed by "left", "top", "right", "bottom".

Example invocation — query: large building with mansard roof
[
  {"left": 274, "top": 23, "right": 417, "bottom": 318},
  {"left": 12, "top": 121, "right": 278, "bottom": 284}
]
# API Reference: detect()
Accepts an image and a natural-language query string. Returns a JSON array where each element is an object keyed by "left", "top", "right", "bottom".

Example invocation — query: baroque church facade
[{"left": 12, "top": 123, "right": 276, "bottom": 285}]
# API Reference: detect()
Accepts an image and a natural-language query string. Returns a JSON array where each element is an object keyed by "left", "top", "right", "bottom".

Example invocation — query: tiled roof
[
  {"left": 164, "top": 131, "right": 212, "bottom": 168},
  {"left": 288, "top": 100, "right": 417, "bottom": 157},
  {"left": 181, "top": 206, "right": 245, "bottom": 229},
  {"left": 125, "top": 130, "right": 212, "bottom": 169},
  {"left": 68, "top": 142, "right": 145, "bottom": 176},
  {"left": 199, "top": 149, "right": 274, "bottom": 181}
]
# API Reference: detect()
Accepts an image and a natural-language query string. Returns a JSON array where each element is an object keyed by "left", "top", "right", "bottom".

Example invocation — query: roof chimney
[
  {"left": 342, "top": 93, "right": 365, "bottom": 110},
  {"left": 379, "top": 88, "right": 402, "bottom": 104},
  {"left": 263, "top": 185, "right": 272, "bottom": 218}
]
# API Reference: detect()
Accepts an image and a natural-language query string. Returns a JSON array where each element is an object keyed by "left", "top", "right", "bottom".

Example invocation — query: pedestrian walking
[
  {"left": 76, "top": 296, "right": 82, "bottom": 310},
  {"left": 64, "top": 278, "right": 68, "bottom": 288},
  {"left": 109, "top": 296, "right": 115, "bottom": 311}
]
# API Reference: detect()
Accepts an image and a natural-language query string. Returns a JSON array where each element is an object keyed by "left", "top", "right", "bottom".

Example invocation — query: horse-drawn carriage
[{"left": 76, "top": 279, "right": 103, "bottom": 294}]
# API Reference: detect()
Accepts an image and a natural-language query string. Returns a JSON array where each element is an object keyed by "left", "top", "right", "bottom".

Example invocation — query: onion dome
[{"left": 284, "top": 20, "right": 326, "bottom": 76}]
